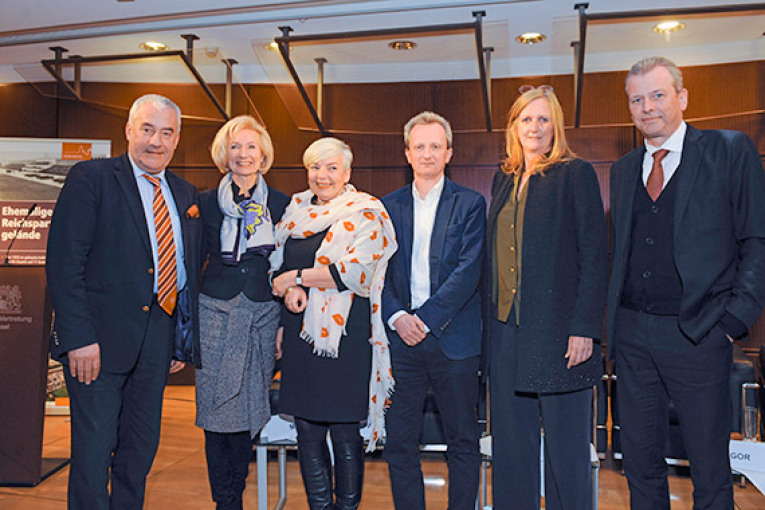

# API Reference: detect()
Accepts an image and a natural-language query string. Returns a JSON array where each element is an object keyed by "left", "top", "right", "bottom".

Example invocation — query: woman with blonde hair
[
  {"left": 483, "top": 87, "right": 607, "bottom": 509},
  {"left": 270, "top": 137, "right": 396, "bottom": 510},
  {"left": 195, "top": 115, "right": 289, "bottom": 510}
]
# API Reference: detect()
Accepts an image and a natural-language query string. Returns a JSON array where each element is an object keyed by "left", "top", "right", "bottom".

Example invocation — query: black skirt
[{"left": 277, "top": 230, "right": 371, "bottom": 423}]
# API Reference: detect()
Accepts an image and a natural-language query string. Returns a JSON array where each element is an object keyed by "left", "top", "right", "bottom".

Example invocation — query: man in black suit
[
  {"left": 46, "top": 94, "right": 200, "bottom": 509},
  {"left": 607, "top": 57, "right": 765, "bottom": 509},
  {"left": 382, "top": 111, "right": 485, "bottom": 509}
]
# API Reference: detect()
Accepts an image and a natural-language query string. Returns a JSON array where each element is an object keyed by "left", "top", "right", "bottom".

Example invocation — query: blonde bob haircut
[
  {"left": 302, "top": 137, "right": 353, "bottom": 170},
  {"left": 503, "top": 88, "right": 575, "bottom": 176},
  {"left": 210, "top": 115, "right": 274, "bottom": 175}
]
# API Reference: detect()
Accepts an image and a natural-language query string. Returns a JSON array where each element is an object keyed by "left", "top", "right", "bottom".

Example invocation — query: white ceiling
[{"left": 0, "top": 0, "right": 763, "bottom": 85}]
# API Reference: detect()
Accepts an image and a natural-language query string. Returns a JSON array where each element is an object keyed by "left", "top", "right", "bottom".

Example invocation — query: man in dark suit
[
  {"left": 607, "top": 57, "right": 765, "bottom": 510},
  {"left": 382, "top": 111, "right": 485, "bottom": 509},
  {"left": 46, "top": 94, "right": 201, "bottom": 510}
]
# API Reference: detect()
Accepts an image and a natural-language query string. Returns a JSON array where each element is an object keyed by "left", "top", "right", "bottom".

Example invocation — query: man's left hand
[
  {"left": 169, "top": 360, "right": 186, "bottom": 374},
  {"left": 565, "top": 335, "right": 593, "bottom": 369}
]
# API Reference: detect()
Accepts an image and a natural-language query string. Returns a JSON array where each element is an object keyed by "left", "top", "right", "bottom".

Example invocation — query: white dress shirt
[
  {"left": 642, "top": 121, "right": 687, "bottom": 190},
  {"left": 387, "top": 176, "right": 445, "bottom": 332}
]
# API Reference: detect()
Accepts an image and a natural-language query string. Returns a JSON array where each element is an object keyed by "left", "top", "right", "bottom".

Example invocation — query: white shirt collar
[
  {"left": 644, "top": 121, "right": 686, "bottom": 156},
  {"left": 412, "top": 175, "right": 445, "bottom": 204}
]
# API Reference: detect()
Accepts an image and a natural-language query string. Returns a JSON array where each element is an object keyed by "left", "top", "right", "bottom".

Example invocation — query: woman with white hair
[
  {"left": 195, "top": 115, "right": 289, "bottom": 510},
  {"left": 270, "top": 137, "right": 397, "bottom": 510}
]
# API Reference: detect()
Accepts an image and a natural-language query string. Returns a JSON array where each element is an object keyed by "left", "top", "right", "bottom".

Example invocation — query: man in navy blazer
[
  {"left": 46, "top": 94, "right": 201, "bottom": 509},
  {"left": 607, "top": 57, "right": 765, "bottom": 510},
  {"left": 382, "top": 111, "right": 485, "bottom": 509}
]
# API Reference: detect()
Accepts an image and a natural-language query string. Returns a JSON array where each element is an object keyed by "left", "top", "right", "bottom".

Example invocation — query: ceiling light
[
  {"left": 264, "top": 41, "right": 280, "bottom": 51},
  {"left": 139, "top": 41, "right": 168, "bottom": 52},
  {"left": 388, "top": 40, "right": 416, "bottom": 51},
  {"left": 515, "top": 32, "right": 546, "bottom": 45},
  {"left": 652, "top": 21, "right": 686, "bottom": 34}
]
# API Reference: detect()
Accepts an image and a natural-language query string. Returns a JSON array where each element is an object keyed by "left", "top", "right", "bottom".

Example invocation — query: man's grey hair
[
  {"left": 625, "top": 57, "right": 684, "bottom": 93},
  {"left": 403, "top": 111, "right": 453, "bottom": 149},
  {"left": 128, "top": 94, "right": 182, "bottom": 131}
]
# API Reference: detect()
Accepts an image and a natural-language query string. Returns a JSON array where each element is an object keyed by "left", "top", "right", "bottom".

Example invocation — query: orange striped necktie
[{"left": 143, "top": 174, "right": 177, "bottom": 316}]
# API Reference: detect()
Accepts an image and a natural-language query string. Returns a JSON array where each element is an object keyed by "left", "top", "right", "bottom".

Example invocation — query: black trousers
[
  {"left": 614, "top": 307, "right": 733, "bottom": 510},
  {"left": 65, "top": 299, "right": 174, "bottom": 510},
  {"left": 384, "top": 334, "right": 480, "bottom": 510},
  {"left": 489, "top": 317, "right": 593, "bottom": 510}
]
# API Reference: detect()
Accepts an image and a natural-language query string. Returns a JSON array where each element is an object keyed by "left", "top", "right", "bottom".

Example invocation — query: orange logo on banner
[{"left": 61, "top": 143, "right": 93, "bottom": 161}]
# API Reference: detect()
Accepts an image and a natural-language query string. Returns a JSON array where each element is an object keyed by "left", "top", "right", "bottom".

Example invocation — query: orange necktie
[
  {"left": 646, "top": 149, "right": 669, "bottom": 202},
  {"left": 143, "top": 174, "right": 177, "bottom": 315}
]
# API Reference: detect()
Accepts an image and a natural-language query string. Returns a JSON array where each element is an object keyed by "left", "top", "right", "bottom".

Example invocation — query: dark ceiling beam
[
  {"left": 274, "top": 15, "right": 494, "bottom": 134},
  {"left": 571, "top": 2, "right": 765, "bottom": 128},
  {"left": 40, "top": 46, "right": 230, "bottom": 121}
]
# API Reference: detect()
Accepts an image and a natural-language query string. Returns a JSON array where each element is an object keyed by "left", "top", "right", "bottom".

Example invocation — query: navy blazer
[
  {"left": 47, "top": 153, "right": 202, "bottom": 372},
  {"left": 382, "top": 177, "right": 486, "bottom": 360},
  {"left": 607, "top": 125, "right": 765, "bottom": 358}
]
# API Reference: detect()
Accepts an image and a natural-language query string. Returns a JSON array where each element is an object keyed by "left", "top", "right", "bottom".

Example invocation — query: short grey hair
[
  {"left": 625, "top": 57, "right": 684, "bottom": 93},
  {"left": 128, "top": 94, "right": 182, "bottom": 132},
  {"left": 404, "top": 111, "right": 453, "bottom": 149},
  {"left": 303, "top": 137, "right": 353, "bottom": 170}
]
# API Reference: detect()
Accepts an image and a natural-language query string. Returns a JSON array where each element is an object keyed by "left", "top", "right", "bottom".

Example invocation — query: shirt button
[
  {"left": 511, "top": 288, "right": 516, "bottom": 294},
  {"left": 241, "top": 267, "right": 249, "bottom": 274},
  {"left": 651, "top": 205, "right": 659, "bottom": 214},
  {"left": 510, "top": 247, "right": 515, "bottom": 252},
  {"left": 510, "top": 224, "right": 515, "bottom": 229},
  {"left": 147, "top": 268, "right": 154, "bottom": 275},
  {"left": 142, "top": 305, "right": 150, "bottom": 312},
  {"left": 642, "top": 270, "right": 652, "bottom": 279},
  {"left": 645, "top": 237, "right": 654, "bottom": 245},
  {"left": 510, "top": 267, "right": 516, "bottom": 273}
]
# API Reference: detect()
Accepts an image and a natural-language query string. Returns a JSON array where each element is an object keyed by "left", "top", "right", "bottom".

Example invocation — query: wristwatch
[{"left": 295, "top": 268, "right": 303, "bottom": 286}]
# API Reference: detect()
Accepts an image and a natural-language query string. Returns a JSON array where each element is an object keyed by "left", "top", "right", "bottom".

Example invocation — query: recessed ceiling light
[
  {"left": 652, "top": 21, "right": 686, "bottom": 34},
  {"left": 264, "top": 41, "right": 280, "bottom": 51},
  {"left": 388, "top": 40, "right": 417, "bottom": 51},
  {"left": 515, "top": 32, "right": 546, "bottom": 45},
  {"left": 139, "top": 41, "right": 168, "bottom": 52}
]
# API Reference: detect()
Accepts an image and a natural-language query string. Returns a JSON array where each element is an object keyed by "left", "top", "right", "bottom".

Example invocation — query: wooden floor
[{"left": 2, "top": 385, "right": 763, "bottom": 509}]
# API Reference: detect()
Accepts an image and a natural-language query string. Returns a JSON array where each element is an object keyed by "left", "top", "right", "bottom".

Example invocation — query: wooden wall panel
[
  {"left": 0, "top": 83, "right": 57, "bottom": 138},
  {"left": 1, "top": 59, "right": 763, "bottom": 354}
]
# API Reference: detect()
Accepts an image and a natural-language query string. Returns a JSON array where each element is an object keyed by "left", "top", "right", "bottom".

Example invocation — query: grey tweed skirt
[{"left": 195, "top": 292, "right": 280, "bottom": 437}]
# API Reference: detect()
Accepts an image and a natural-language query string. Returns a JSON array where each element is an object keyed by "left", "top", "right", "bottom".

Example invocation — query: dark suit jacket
[
  {"left": 483, "top": 159, "right": 608, "bottom": 392},
  {"left": 198, "top": 184, "right": 289, "bottom": 299},
  {"left": 607, "top": 125, "right": 765, "bottom": 358},
  {"left": 47, "top": 153, "right": 202, "bottom": 372},
  {"left": 382, "top": 177, "right": 486, "bottom": 360}
]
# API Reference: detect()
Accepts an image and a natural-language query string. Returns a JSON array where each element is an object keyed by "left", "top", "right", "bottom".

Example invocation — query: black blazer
[
  {"left": 382, "top": 177, "right": 486, "bottom": 361},
  {"left": 607, "top": 126, "right": 765, "bottom": 358},
  {"left": 47, "top": 153, "right": 202, "bottom": 371},
  {"left": 483, "top": 159, "right": 607, "bottom": 393},
  {"left": 198, "top": 184, "right": 289, "bottom": 300}
]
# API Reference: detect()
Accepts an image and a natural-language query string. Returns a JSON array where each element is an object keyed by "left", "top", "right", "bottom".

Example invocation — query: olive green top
[{"left": 496, "top": 171, "right": 528, "bottom": 324}]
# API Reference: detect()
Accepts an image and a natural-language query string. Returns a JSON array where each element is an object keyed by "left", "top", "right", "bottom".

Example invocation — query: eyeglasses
[{"left": 518, "top": 84, "right": 554, "bottom": 94}]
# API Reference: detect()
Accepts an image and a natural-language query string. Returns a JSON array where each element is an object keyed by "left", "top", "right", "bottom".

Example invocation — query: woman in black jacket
[
  {"left": 485, "top": 87, "right": 607, "bottom": 510},
  {"left": 195, "top": 115, "right": 289, "bottom": 510}
]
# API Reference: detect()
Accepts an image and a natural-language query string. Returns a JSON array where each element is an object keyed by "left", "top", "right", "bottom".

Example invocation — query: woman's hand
[
  {"left": 284, "top": 286, "right": 308, "bottom": 314},
  {"left": 272, "top": 270, "right": 297, "bottom": 297},
  {"left": 275, "top": 327, "right": 284, "bottom": 360},
  {"left": 565, "top": 335, "right": 593, "bottom": 369}
]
